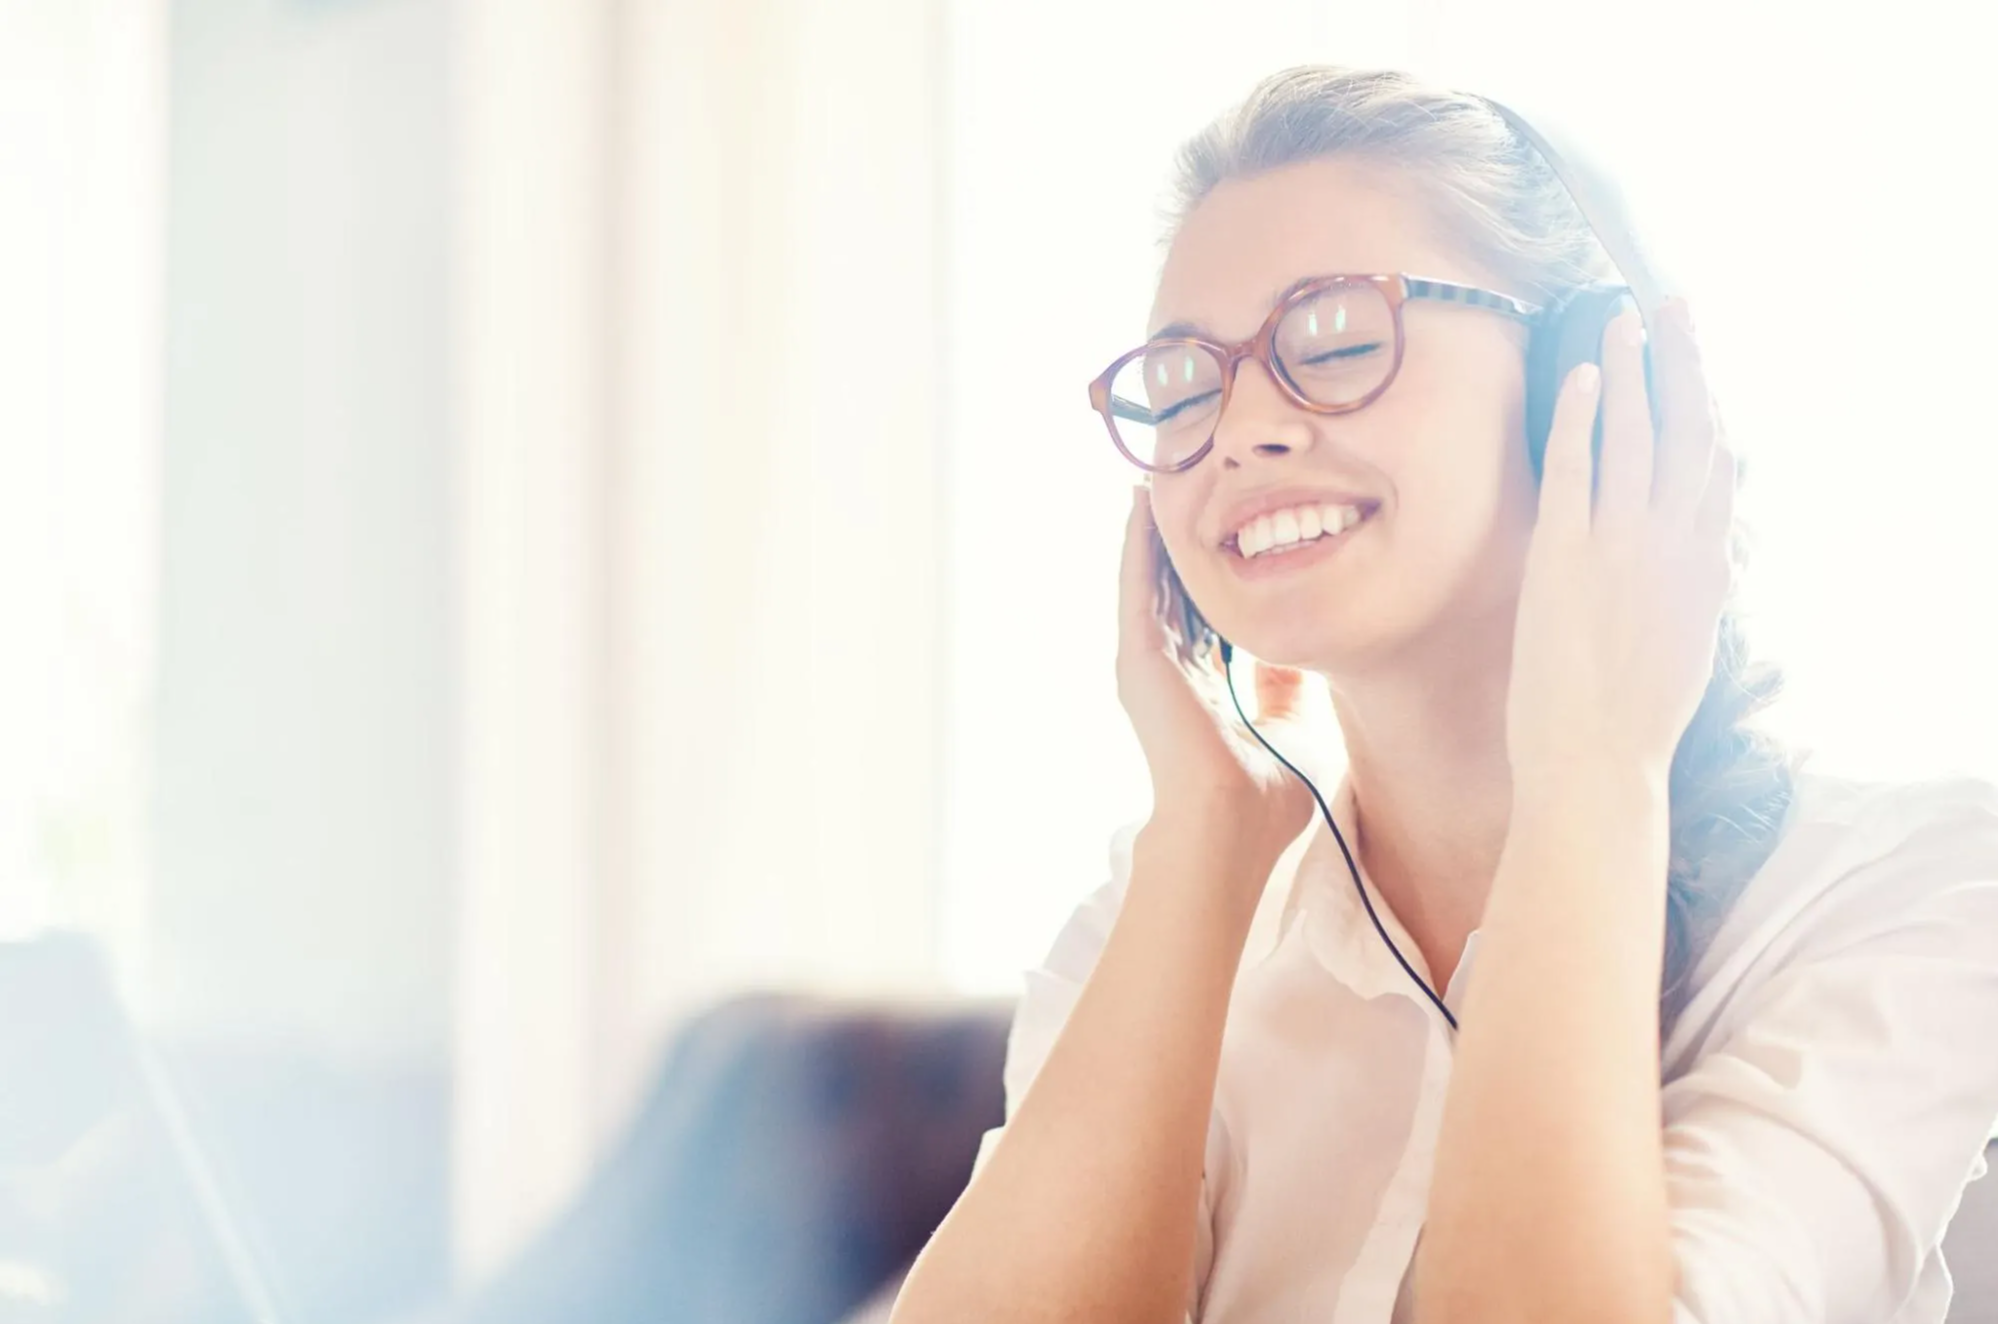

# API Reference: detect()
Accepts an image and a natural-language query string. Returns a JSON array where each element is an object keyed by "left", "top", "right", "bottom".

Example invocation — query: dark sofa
[{"left": 437, "top": 994, "right": 1013, "bottom": 1324}]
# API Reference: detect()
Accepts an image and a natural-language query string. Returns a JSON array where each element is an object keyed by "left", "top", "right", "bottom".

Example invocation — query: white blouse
[{"left": 972, "top": 767, "right": 1997, "bottom": 1323}]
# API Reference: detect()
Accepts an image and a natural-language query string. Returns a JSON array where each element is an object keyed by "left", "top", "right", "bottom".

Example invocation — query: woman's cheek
[{"left": 1412, "top": 467, "right": 1533, "bottom": 616}]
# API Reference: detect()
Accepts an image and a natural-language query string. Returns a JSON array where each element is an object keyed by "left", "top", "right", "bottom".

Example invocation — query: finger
[
  {"left": 1253, "top": 661, "right": 1308, "bottom": 723},
  {"left": 1649, "top": 299, "right": 1720, "bottom": 517},
  {"left": 1594, "top": 307, "right": 1656, "bottom": 526},
  {"left": 1694, "top": 437, "right": 1737, "bottom": 543},
  {"left": 1118, "top": 485, "right": 1168, "bottom": 654},
  {"left": 1537, "top": 362, "right": 1602, "bottom": 539}
]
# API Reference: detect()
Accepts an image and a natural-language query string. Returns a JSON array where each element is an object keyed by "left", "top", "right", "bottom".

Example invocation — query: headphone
[{"left": 1209, "top": 90, "right": 1672, "bottom": 1034}]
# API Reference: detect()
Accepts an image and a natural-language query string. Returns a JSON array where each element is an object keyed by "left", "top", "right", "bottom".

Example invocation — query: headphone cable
[{"left": 1218, "top": 637, "right": 1459, "bottom": 1034}]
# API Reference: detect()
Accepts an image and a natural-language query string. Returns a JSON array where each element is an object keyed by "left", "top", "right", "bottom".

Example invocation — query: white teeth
[{"left": 1232, "top": 502, "right": 1367, "bottom": 558}]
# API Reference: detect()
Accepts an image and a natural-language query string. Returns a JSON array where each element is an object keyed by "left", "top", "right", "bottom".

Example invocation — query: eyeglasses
[{"left": 1088, "top": 273, "right": 1543, "bottom": 473}]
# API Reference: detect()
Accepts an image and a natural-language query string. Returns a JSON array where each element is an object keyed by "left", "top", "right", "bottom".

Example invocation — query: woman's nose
[{"left": 1210, "top": 358, "right": 1317, "bottom": 465}]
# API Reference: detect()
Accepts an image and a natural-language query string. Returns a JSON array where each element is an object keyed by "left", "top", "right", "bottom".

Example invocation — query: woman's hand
[
  {"left": 1118, "top": 486, "right": 1317, "bottom": 875},
  {"left": 1505, "top": 300, "right": 1735, "bottom": 795}
]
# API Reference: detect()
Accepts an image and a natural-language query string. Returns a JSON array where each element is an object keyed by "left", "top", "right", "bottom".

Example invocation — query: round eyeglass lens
[
  {"left": 1107, "top": 341, "right": 1226, "bottom": 471},
  {"left": 1272, "top": 282, "right": 1396, "bottom": 407}
]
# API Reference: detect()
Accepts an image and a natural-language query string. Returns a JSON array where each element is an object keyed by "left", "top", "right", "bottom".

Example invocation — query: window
[{"left": 0, "top": 3, "right": 165, "bottom": 997}]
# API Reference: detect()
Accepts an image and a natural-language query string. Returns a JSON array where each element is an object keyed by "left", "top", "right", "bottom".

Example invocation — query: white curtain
[{"left": 450, "top": 0, "right": 948, "bottom": 1281}]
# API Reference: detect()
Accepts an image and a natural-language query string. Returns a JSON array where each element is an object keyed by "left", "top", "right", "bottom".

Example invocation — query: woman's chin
[
  {"left": 1208, "top": 585, "right": 1429, "bottom": 674},
  {"left": 1214, "top": 616, "right": 1365, "bottom": 673}
]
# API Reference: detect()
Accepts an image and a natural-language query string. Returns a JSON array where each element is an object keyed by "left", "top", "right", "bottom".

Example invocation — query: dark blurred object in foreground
[{"left": 435, "top": 994, "right": 1010, "bottom": 1324}]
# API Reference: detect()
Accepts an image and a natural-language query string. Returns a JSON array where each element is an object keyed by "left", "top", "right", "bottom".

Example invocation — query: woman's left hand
[{"left": 1505, "top": 300, "right": 1736, "bottom": 793}]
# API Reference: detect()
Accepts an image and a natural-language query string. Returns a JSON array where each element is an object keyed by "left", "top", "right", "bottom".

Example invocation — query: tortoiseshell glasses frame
[{"left": 1087, "top": 272, "right": 1544, "bottom": 474}]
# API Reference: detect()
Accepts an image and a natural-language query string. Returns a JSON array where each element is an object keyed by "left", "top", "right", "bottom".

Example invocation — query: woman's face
[{"left": 1148, "top": 157, "right": 1540, "bottom": 675}]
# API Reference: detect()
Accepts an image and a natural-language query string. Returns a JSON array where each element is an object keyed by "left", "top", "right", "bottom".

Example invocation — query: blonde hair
[{"left": 1164, "top": 65, "right": 1796, "bottom": 1033}]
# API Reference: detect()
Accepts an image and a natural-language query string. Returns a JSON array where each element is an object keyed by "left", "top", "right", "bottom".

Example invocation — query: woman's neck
[{"left": 1327, "top": 636, "right": 1516, "bottom": 991}]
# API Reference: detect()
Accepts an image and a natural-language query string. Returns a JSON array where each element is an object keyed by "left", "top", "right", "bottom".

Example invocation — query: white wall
[{"left": 151, "top": 0, "right": 453, "bottom": 1061}]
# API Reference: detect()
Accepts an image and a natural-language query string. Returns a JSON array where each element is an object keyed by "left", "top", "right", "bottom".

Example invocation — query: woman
[{"left": 892, "top": 66, "right": 1995, "bottom": 1324}]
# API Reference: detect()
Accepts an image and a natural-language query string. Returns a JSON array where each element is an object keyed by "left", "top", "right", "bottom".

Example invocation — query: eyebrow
[{"left": 1147, "top": 276, "right": 1320, "bottom": 343}]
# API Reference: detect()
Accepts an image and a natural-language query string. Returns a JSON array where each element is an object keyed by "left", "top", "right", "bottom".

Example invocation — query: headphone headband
[{"left": 1474, "top": 93, "right": 1676, "bottom": 329}]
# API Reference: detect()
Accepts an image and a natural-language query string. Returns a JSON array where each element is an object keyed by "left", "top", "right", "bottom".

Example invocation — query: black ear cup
[{"left": 1523, "top": 281, "right": 1636, "bottom": 480}]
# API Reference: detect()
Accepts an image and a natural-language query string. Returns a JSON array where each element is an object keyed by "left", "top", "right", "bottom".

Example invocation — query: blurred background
[{"left": 2, "top": 0, "right": 1994, "bottom": 1319}]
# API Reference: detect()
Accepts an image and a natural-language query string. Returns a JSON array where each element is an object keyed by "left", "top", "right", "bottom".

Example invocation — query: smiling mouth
[{"left": 1224, "top": 502, "right": 1379, "bottom": 559}]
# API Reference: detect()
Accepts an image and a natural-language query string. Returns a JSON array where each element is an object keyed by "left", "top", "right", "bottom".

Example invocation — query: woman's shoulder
[
  {"left": 1673, "top": 763, "right": 1995, "bottom": 1052},
  {"left": 1742, "top": 761, "right": 1994, "bottom": 927},
  {"left": 1023, "top": 818, "right": 1146, "bottom": 985},
  {"left": 1767, "top": 764, "right": 1996, "bottom": 911},
  {"left": 1785, "top": 763, "right": 1995, "bottom": 841}
]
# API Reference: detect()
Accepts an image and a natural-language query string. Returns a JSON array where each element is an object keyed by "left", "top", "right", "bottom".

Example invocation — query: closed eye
[
  {"left": 1295, "top": 341, "right": 1385, "bottom": 366},
  {"left": 1155, "top": 389, "right": 1222, "bottom": 423}
]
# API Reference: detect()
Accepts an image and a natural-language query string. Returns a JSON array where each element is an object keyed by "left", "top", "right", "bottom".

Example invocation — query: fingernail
[
  {"left": 1575, "top": 363, "right": 1600, "bottom": 395},
  {"left": 1619, "top": 310, "right": 1647, "bottom": 347}
]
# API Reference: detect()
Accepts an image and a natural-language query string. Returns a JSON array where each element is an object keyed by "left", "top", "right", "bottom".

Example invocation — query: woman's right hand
[{"left": 1118, "top": 485, "right": 1318, "bottom": 879}]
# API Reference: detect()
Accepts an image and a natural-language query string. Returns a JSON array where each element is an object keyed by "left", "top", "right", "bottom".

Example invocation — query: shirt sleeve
[
  {"left": 968, "top": 820, "right": 1219, "bottom": 1322},
  {"left": 1661, "top": 777, "right": 1998, "bottom": 1324}
]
